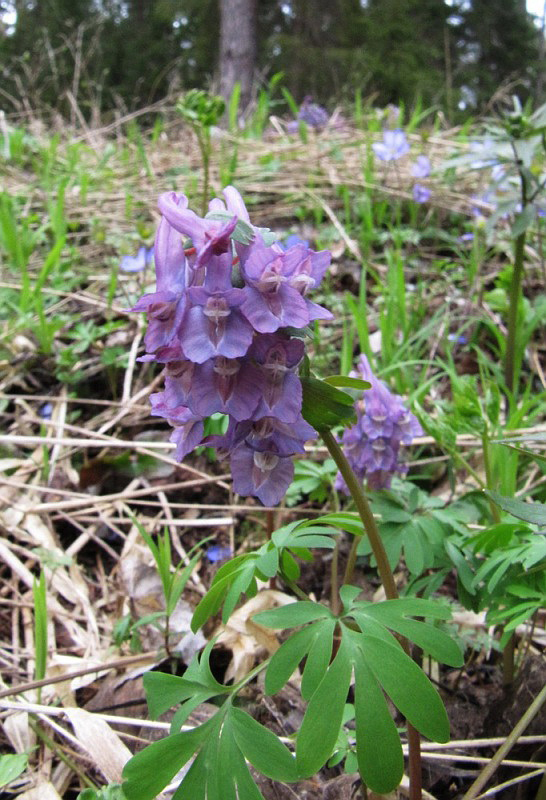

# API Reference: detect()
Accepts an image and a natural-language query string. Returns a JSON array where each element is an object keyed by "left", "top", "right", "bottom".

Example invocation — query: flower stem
[
  {"left": 322, "top": 430, "right": 396, "bottom": 598},
  {"left": 481, "top": 430, "right": 501, "bottom": 525},
  {"left": 321, "top": 429, "right": 422, "bottom": 800},
  {"left": 504, "top": 230, "right": 526, "bottom": 396}
]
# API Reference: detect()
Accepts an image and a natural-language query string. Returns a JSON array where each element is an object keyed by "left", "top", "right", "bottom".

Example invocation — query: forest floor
[{"left": 0, "top": 106, "right": 545, "bottom": 800}]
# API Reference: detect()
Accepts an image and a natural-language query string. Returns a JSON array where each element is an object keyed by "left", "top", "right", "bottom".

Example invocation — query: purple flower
[
  {"left": 336, "top": 355, "right": 422, "bottom": 492},
  {"left": 372, "top": 130, "right": 410, "bottom": 162},
  {"left": 158, "top": 191, "right": 237, "bottom": 271},
  {"left": 412, "top": 155, "right": 430, "bottom": 179},
  {"left": 297, "top": 96, "right": 329, "bottom": 129},
  {"left": 249, "top": 334, "right": 304, "bottom": 422},
  {"left": 412, "top": 184, "right": 431, "bottom": 204},
  {"left": 182, "top": 284, "right": 254, "bottom": 363},
  {"left": 239, "top": 238, "right": 332, "bottom": 333},
  {"left": 120, "top": 245, "right": 154, "bottom": 273},
  {"left": 130, "top": 186, "right": 331, "bottom": 506},
  {"left": 189, "top": 357, "right": 262, "bottom": 420},
  {"left": 230, "top": 446, "right": 295, "bottom": 507}
]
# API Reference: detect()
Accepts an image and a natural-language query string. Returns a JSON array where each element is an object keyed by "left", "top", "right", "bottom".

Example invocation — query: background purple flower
[
  {"left": 372, "top": 130, "right": 410, "bottom": 162},
  {"left": 412, "top": 155, "right": 430, "bottom": 178},
  {"left": 280, "top": 234, "right": 309, "bottom": 250},
  {"left": 120, "top": 245, "right": 154, "bottom": 272},
  {"left": 336, "top": 355, "right": 422, "bottom": 492},
  {"left": 297, "top": 96, "right": 329, "bottom": 129},
  {"left": 413, "top": 184, "right": 431, "bottom": 203}
]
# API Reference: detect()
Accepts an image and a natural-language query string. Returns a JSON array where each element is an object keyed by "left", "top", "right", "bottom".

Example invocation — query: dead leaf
[
  {"left": 215, "top": 590, "right": 294, "bottom": 683},
  {"left": 64, "top": 707, "right": 132, "bottom": 783},
  {"left": 17, "top": 781, "right": 62, "bottom": 800},
  {"left": 2, "top": 711, "right": 35, "bottom": 753}
]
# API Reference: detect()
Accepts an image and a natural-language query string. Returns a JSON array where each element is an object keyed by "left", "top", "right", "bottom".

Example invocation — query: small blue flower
[
  {"left": 280, "top": 234, "right": 310, "bottom": 251},
  {"left": 469, "top": 139, "right": 497, "bottom": 170},
  {"left": 120, "top": 245, "right": 154, "bottom": 273},
  {"left": 206, "top": 544, "right": 233, "bottom": 563},
  {"left": 447, "top": 333, "right": 468, "bottom": 345},
  {"left": 38, "top": 402, "right": 53, "bottom": 419},
  {"left": 413, "top": 184, "right": 431, "bottom": 204},
  {"left": 372, "top": 130, "right": 410, "bottom": 162},
  {"left": 491, "top": 164, "right": 506, "bottom": 185},
  {"left": 412, "top": 155, "right": 431, "bottom": 179}
]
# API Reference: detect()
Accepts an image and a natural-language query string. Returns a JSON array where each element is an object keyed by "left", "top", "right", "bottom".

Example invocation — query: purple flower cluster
[
  {"left": 297, "top": 96, "right": 329, "bottom": 129},
  {"left": 336, "top": 355, "right": 422, "bottom": 492},
  {"left": 132, "top": 187, "right": 332, "bottom": 506},
  {"left": 286, "top": 96, "right": 329, "bottom": 133}
]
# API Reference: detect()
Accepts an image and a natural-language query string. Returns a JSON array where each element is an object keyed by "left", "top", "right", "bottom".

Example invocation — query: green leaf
[
  {"left": 265, "top": 624, "right": 318, "bottom": 695},
  {"left": 191, "top": 555, "right": 259, "bottom": 631},
  {"left": 0, "top": 753, "right": 28, "bottom": 787},
  {"left": 122, "top": 727, "right": 206, "bottom": 800},
  {"left": 212, "top": 719, "right": 238, "bottom": 800},
  {"left": 300, "top": 375, "right": 356, "bottom": 431},
  {"left": 301, "top": 618, "right": 336, "bottom": 700},
  {"left": 143, "top": 673, "right": 213, "bottom": 719},
  {"left": 296, "top": 640, "right": 352, "bottom": 777},
  {"left": 222, "top": 561, "right": 259, "bottom": 621},
  {"left": 255, "top": 546, "right": 279, "bottom": 578},
  {"left": 359, "top": 605, "right": 463, "bottom": 667},
  {"left": 171, "top": 748, "right": 207, "bottom": 800},
  {"left": 339, "top": 584, "right": 362, "bottom": 610},
  {"left": 170, "top": 692, "right": 216, "bottom": 732},
  {"left": 486, "top": 490, "right": 546, "bottom": 527},
  {"left": 231, "top": 708, "right": 298, "bottom": 782},
  {"left": 312, "top": 512, "right": 365, "bottom": 537},
  {"left": 511, "top": 205, "right": 535, "bottom": 238},
  {"left": 280, "top": 549, "right": 300, "bottom": 582},
  {"left": 354, "top": 596, "right": 453, "bottom": 620},
  {"left": 271, "top": 520, "right": 305, "bottom": 547},
  {"left": 191, "top": 578, "right": 230, "bottom": 632},
  {"left": 254, "top": 601, "right": 332, "bottom": 629},
  {"left": 354, "top": 656, "right": 404, "bottom": 794},
  {"left": 167, "top": 550, "right": 202, "bottom": 614},
  {"left": 402, "top": 522, "right": 425, "bottom": 575},
  {"left": 231, "top": 753, "right": 265, "bottom": 800},
  {"left": 323, "top": 375, "right": 371, "bottom": 391},
  {"left": 362, "top": 634, "right": 450, "bottom": 742}
]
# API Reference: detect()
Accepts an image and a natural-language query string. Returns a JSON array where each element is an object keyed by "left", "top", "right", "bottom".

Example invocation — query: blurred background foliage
[{"left": 0, "top": 0, "right": 543, "bottom": 121}]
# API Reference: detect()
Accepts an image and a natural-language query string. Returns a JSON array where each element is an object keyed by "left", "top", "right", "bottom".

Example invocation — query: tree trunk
[{"left": 219, "top": 0, "right": 256, "bottom": 113}]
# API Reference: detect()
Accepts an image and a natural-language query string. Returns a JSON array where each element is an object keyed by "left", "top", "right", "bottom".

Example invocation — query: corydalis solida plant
[
  {"left": 123, "top": 187, "right": 463, "bottom": 800},
  {"left": 132, "top": 186, "right": 331, "bottom": 505}
]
